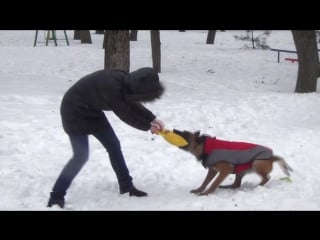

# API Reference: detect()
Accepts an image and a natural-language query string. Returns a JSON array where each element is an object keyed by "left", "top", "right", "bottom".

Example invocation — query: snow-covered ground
[{"left": 1, "top": 30, "right": 320, "bottom": 210}]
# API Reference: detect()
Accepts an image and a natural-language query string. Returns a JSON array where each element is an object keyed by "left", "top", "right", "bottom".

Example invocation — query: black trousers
[{"left": 51, "top": 123, "right": 133, "bottom": 196}]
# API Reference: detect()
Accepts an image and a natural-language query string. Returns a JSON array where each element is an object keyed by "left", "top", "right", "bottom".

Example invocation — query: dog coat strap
[
  {"left": 197, "top": 143, "right": 208, "bottom": 162},
  {"left": 234, "top": 162, "right": 253, "bottom": 174}
]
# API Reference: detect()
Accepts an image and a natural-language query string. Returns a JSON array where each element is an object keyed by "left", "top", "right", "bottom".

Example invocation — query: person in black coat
[{"left": 47, "top": 67, "right": 165, "bottom": 208}]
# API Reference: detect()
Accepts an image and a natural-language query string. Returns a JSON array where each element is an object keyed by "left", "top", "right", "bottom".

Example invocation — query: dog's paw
[
  {"left": 190, "top": 189, "right": 202, "bottom": 194},
  {"left": 198, "top": 192, "right": 209, "bottom": 196},
  {"left": 219, "top": 185, "right": 233, "bottom": 189}
]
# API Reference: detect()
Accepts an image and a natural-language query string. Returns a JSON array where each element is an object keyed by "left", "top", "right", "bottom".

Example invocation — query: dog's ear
[
  {"left": 194, "top": 130, "right": 201, "bottom": 137},
  {"left": 173, "top": 129, "right": 182, "bottom": 135},
  {"left": 194, "top": 130, "right": 203, "bottom": 144}
]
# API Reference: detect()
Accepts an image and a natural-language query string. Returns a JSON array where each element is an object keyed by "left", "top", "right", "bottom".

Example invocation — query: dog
[{"left": 172, "top": 129, "right": 293, "bottom": 195}]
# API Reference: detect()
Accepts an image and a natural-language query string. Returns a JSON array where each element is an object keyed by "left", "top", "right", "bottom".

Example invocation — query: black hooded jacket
[{"left": 60, "top": 67, "right": 164, "bottom": 134}]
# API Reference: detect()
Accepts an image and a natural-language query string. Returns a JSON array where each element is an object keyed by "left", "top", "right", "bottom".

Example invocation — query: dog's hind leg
[
  {"left": 253, "top": 160, "right": 272, "bottom": 186},
  {"left": 219, "top": 171, "right": 246, "bottom": 189},
  {"left": 190, "top": 168, "right": 217, "bottom": 194},
  {"left": 199, "top": 162, "right": 233, "bottom": 195}
]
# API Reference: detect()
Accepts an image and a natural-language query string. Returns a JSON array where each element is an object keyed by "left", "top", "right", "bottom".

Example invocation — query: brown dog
[{"left": 173, "top": 129, "right": 293, "bottom": 196}]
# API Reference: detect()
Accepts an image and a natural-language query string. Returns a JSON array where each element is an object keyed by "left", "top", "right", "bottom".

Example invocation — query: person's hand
[
  {"left": 150, "top": 125, "right": 161, "bottom": 134},
  {"left": 150, "top": 118, "right": 165, "bottom": 134},
  {"left": 151, "top": 118, "right": 164, "bottom": 130}
]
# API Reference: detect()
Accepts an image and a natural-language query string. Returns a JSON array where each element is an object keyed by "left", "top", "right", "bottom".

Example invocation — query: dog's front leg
[
  {"left": 219, "top": 171, "right": 246, "bottom": 189},
  {"left": 190, "top": 167, "right": 217, "bottom": 194},
  {"left": 199, "top": 163, "right": 233, "bottom": 195}
]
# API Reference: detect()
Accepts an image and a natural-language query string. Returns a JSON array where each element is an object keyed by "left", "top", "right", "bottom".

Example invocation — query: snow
[{"left": 1, "top": 30, "right": 320, "bottom": 210}]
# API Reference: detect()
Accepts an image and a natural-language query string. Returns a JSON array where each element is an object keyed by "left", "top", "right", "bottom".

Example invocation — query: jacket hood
[{"left": 125, "top": 67, "right": 165, "bottom": 102}]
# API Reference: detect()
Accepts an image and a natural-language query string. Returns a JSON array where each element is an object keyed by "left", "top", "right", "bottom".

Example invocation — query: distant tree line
[{"left": 73, "top": 30, "right": 320, "bottom": 93}]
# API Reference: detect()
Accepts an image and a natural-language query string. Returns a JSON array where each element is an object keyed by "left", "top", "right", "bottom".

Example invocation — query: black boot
[
  {"left": 120, "top": 186, "right": 148, "bottom": 197},
  {"left": 47, "top": 192, "right": 65, "bottom": 208},
  {"left": 129, "top": 187, "right": 148, "bottom": 197}
]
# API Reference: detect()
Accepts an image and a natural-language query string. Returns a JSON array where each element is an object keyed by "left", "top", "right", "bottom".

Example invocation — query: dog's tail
[{"left": 273, "top": 155, "right": 293, "bottom": 177}]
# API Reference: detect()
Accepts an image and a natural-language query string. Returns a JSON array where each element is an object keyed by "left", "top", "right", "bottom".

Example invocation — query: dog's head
[{"left": 173, "top": 129, "right": 206, "bottom": 159}]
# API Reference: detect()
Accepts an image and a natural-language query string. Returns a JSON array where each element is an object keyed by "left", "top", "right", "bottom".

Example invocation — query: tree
[
  {"left": 316, "top": 31, "right": 320, "bottom": 43},
  {"left": 80, "top": 30, "right": 92, "bottom": 44},
  {"left": 206, "top": 30, "right": 216, "bottom": 44},
  {"left": 74, "top": 30, "right": 80, "bottom": 40},
  {"left": 151, "top": 30, "right": 161, "bottom": 73},
  {"left": 292, "top": 30, "right": 319, "bottom": 93},
  {"left": 130, "top": 30, "right": 138, "bottom": 41},
  {"left": 234, "top": 31, "right": 270, "bottom": 49},
  {"left": 103, "top": 30, "right": 130, "bottom": 72}
]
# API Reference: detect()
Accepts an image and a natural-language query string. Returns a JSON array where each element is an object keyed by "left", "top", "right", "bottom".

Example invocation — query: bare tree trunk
[
  {"left": 151, "top": 30, "right": 161, "bottom": 73},
  {"left": 74, "top": 30, "right": 80, "bottom": 40},
  {"left": 251, "top": 31, "right": 255, "bottom": 49},
  {"left": 104, "top": 30, "right": 130, "bottom": 72},
  {"left": 206, "top": 30, "right": 216, "bottom": 44},
  {"left": 292, "top": 30, "right": 319, "bottom": 93},
  {"left": 80, "top": 30, "right": 92, "bottom": 44},
  {"left": 130, "top": 30, "right": 138, "bottom": 41}
]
